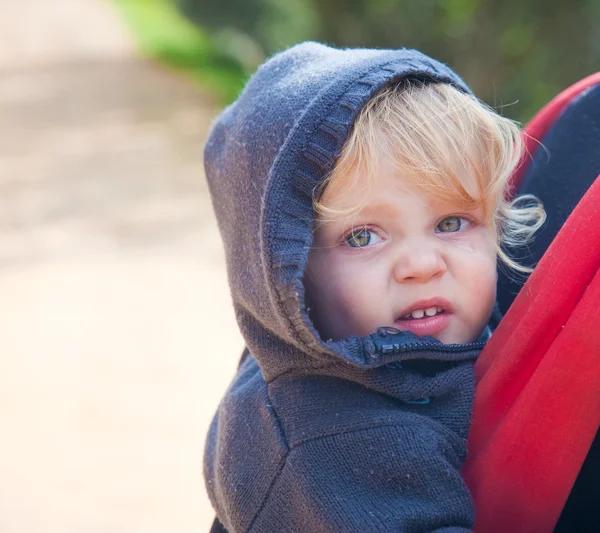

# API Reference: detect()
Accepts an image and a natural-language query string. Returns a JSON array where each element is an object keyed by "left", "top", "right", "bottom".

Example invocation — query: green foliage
[
  {"left": 177, "top": 0, "right": 320, "bottom": 55},
  {"left": 115, "top": 0, "right": 599, "bottom": 119},
  {"left": 111, "top": 0, "right": 249, "bottom": 104},
  {"left": 174, "top": 0, "right": 599, "bottom": 121}
]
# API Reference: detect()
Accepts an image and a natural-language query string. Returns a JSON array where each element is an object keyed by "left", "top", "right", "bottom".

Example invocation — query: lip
[
  {"left": 396, "top": 297, "right": 454, "bottom": 319},
  {"left": 393, "top": 297, "right": 453, "bottom": 338},
  {"left": 393, "top": 312, "right": 451, "bottom": 338}
]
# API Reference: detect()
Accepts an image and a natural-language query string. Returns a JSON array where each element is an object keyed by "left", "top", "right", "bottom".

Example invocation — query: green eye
[
  {"left": 436, "top": 216, "right": 463, "bottom": 233},
  {"left": 345, "top": 228, "right": 378, "bottom": 247}
]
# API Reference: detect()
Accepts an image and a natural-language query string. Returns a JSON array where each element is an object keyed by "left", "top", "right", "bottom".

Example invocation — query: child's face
[{"left": 305, "top": 158, "right": 498, "bottom": 345}]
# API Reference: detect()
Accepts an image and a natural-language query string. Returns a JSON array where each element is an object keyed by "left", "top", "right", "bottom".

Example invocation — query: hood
[{"left": 204, "top": 42, "right": 477, "bottom": 381}]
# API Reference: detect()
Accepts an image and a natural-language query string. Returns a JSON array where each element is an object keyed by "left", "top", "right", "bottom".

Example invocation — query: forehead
[
  {"left": 318, "top": 148, "right": 486, "bottom": 222},
  {"left": 324, "top": 189, "right": 471, "bottom": 224},
  {"left": 321, "top": 159, "right": 468, "bottom": 210}
]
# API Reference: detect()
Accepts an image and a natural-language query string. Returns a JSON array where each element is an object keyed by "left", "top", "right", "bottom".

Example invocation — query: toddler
[{"left": 204, "top": 42, "right": 544, "bottom": 533}]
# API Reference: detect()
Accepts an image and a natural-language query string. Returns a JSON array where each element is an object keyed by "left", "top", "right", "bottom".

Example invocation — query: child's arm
[
  {"left": 245, "top": 421, "right": 473, "bottom": 532},
  {"left": 206, "top": 355, "right": 476, "bottom": 533}
]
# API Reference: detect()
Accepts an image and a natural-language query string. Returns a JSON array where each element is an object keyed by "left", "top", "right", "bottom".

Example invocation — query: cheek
[
  {"left": 448, "top": 238, "right": 497, "bottom": 310},
  {"left": 459, "top": 230, "right": 497, "bottom": 276},
  {"left": 462, "top": 250, "right": 498, "bottom": 319},
  {"left": 305, "top": 250, "right": 383, "bottom": 339},
  {"left": 305, "top": 251, "right": 355, "bottom": 333},
  {"left": 315, "top": 253, "right": 370, "bottom": 309}
]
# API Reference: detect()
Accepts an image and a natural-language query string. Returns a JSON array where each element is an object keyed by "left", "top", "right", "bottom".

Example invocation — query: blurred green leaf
[
  {"left": 113, "top": 0, "right": 600, "bottom": 120},
  {"left": 112, "top": 0, "right": 249, "bottom": 103}
]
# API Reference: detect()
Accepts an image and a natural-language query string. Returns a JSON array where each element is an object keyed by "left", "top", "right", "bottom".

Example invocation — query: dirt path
[{"left": 0, "top": 1, "right": 241, "bottom": 531}]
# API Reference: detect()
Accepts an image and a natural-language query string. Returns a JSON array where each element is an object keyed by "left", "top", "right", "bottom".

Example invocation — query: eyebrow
[
  {"left": 361, "top": 197, "right": 481, "bottom": 215},
  {"left": 356, "top": 201, "right": 402, "bottom": 217}
]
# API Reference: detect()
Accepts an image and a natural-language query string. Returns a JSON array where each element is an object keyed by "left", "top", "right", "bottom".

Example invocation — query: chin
[{"left": 436, "top": 330, "right": 467, "bottom": 345}]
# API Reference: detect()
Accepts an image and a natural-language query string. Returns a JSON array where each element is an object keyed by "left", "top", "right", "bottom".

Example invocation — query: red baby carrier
[{"left": 464, "top": 72, "right": 600, "bottom": 533}]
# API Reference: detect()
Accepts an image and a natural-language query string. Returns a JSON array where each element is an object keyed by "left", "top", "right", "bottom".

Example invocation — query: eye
[
  {"left": 435, "top": 216, "right": 470, "bottom": 233},
  {"left": 343, "top": 227, "right": 382, "bottom": 248}
]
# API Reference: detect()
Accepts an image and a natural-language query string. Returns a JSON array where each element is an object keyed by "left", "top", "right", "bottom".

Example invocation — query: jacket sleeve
[{"left": 247, "top": 422, "right": 474, "bottom": 533}]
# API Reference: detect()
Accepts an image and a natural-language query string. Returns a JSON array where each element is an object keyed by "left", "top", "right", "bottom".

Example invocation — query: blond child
[{"left": 204, "top": 42, "right": 544, "bottom": 533}]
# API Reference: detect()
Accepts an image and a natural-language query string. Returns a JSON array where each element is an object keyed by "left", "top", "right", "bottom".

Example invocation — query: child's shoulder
[{"left": 206, "top": 353, "right": 477, "bottom": 532}]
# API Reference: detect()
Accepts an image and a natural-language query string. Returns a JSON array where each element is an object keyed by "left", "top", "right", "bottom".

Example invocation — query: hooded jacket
[{"left": 204, "top": 42, "right": 487, "bottom": 533}]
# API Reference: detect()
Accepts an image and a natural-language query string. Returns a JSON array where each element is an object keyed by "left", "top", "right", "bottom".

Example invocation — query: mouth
[
  {"left": 398, "top": 306, "right": 446, "bottom": 320},
  {"left": 393, "top": 298, "right": 453, "bottom": 338}
]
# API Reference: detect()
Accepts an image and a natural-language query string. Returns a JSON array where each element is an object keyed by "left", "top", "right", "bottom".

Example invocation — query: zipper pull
[{"left": 372, "top": 327, "right": 408, "bottom": 354}]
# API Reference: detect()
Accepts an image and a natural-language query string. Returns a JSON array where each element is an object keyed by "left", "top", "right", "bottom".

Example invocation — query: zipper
[
  {"left": 371, "top": 326, "right": 486, "bottom": 355},
  {"left": 370, "top": 327, "right": 486, "bottom": 405}
]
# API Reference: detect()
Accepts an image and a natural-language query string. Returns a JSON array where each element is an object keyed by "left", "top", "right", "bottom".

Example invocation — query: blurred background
[{"left": 0, "top": 0, "right": 597, "bottom": 532}]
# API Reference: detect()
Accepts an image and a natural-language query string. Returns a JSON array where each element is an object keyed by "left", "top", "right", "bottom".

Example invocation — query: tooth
[
  {"left": 436, "top": 307, "right": 443, "bottom": 313},
  {"left": 411, "top": 309, "right": 425, "bottom": 319},
  {"left": 425, "top": 307, "right": 437, "bottom": 317}
]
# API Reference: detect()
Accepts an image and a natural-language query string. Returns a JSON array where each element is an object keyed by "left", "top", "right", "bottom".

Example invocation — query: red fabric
[
  {"left": 464, "top": 74, "right": 600, "bottom": 533},
  {"left": 464, "top": 176, "right": 600, "bottom": 532}
]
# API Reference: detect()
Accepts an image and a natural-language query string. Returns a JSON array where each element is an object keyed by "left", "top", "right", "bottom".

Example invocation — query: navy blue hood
[{"left": 205, "top": 42, "right": 479, "bottom": 381}]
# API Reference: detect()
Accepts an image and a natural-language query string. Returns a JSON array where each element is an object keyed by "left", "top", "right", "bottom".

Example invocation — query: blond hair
[{"left": 314, "top": 81, "right": 546, "bottom": 273}]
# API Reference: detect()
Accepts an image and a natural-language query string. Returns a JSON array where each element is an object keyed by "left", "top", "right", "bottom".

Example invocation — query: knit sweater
[{"left": 204, "top": 42, "right": 486, "bottom": 533}]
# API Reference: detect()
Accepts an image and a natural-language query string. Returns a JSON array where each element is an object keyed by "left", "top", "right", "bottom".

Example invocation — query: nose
[{"left": 393, "top": 238, "right": 447, "bottom": 283}]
